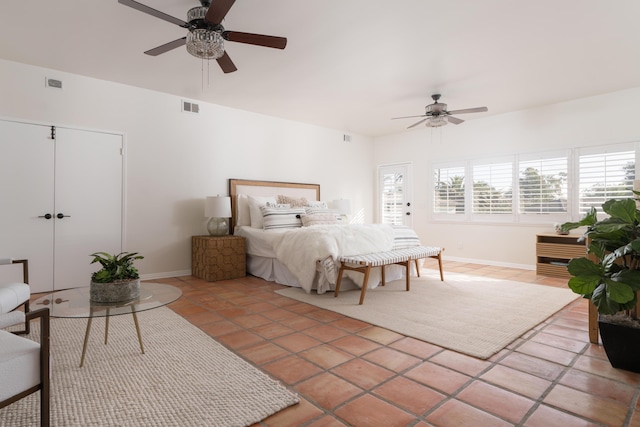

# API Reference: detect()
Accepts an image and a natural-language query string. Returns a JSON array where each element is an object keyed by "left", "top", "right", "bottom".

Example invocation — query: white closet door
[
  {"left": 0, "top": 121, "right": 55, "bottom": 292},
  {"left": 54, "top": 128, "right": 123, "bottom": 290}
]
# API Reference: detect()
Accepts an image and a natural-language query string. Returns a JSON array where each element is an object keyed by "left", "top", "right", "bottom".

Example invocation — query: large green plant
[
  {"left": 561, "top": 198, "right": 640, "bottom": 317},
  {"left": 90, "top": 252, "right": 144, "bottom": 283}
]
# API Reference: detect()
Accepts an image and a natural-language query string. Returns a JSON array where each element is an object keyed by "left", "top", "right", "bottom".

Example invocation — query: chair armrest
[
  {"left": 12, "top": 259, "right": 29, "bottom": 284},
  {"left": 25, "top": 308, "right": 51, "bottom": 352}
]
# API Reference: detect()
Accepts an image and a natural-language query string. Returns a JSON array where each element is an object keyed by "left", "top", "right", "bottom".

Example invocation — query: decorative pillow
[
  {"left": 277, "top": 195, "right": 308, "bottom": 207},
  {"left": 260, "top": 206, "right": 305, "bottom": 230},
  {"left": 304, "top": 207, "right": 340, "bottom": 217},
  {"left": 266, "top": 202, "right": 290, "bottom": 208},
  {"left": 301, "top": 213, "right": 340, "bottom": 227},
  {"left": 248, "top": 195, "right": 277, "bottom": 229},
  {"left": 392, "top": 225, "right": 421, "bottom": 249},
  {"left": 306, "top": 200, "right": 328, "bottom": 209}
]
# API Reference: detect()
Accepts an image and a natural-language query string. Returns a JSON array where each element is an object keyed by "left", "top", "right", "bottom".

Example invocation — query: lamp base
[{"left": 207, "top": 217, "right": 229, "bottom": 236}]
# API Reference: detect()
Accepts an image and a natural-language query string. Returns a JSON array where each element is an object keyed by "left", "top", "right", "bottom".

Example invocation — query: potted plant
[
  {"left": 89, "top": 252, "right": 144, "bottom": 303},
  {"left": 560, "top": 198, "right": 640, "bottom": 372}
]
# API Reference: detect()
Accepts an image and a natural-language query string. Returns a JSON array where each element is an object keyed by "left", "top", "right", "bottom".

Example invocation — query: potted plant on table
[
  {"left": 560, "top": 197, "right": 640, "bottom": 373},
  {"left": 90, "top": 252, "right": 144, "bottom": 303}
]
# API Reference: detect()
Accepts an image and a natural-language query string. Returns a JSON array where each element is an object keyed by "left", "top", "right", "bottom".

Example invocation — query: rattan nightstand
[{"left": 191, "top": 235, "right": 246, "bottom": 281}]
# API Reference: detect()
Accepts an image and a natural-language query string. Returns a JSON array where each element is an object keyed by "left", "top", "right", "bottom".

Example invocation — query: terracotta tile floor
[{"left": 137, "top": 262, "right": 640, "bottom": 425}]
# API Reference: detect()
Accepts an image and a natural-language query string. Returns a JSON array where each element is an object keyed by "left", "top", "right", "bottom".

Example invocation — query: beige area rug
[
  {"left": 0, "top": 307, "right": 298, "bottom": 426},
  {"left": 277, "top": 272, "right": 578, "bottom": 359}
]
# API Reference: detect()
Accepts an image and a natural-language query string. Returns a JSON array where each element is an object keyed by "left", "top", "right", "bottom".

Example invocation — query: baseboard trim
[
  {"left": 442, "top": 256, "right": 535, "bottom": 271},
  {"left": 140, "top": 270, "right": 191, "bottom": 280}
]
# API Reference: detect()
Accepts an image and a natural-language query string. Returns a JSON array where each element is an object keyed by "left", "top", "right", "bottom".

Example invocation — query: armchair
[
  {"left": 0, "top": 259, "right": 31, "bottom": 334},
  {"left": 0, "top": 307, "right": 50, "bottom": 427}
]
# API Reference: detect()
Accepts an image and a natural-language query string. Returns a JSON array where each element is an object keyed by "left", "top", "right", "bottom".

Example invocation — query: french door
[
  {"left": 378, "top": 163, "right": 413, "bottom": 226},
  {"left": 0, "top": 120, "right": 123, "bottom": 292}
]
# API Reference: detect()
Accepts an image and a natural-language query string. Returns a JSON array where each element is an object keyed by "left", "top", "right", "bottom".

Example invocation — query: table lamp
[
  {"left": 332, "top": 199, "right": 352, "bottom": 222},
  {"left": 205, "top": 196, "right": 232, "bottom": 236}
]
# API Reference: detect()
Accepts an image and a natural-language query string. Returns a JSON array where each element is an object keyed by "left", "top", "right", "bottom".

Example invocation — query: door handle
[
  {"left": 56, "top": 213, "right": 71, "bottom": 219},
  {"left": 38, "top": 213, "right": 53, "bottom": 220}
]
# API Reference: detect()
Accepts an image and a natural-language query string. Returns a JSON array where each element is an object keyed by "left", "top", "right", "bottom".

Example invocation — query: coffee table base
[{"left": 79, "top": 305, "right": 145, "bottom": 368}]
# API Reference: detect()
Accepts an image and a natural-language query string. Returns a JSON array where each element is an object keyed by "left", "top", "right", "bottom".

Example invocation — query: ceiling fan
[
  {"left": 118, "top": 0, "right": 287, "bottom": 73},
  {"left": 392, "top": 94, "right": 488, "bottom": 128}
]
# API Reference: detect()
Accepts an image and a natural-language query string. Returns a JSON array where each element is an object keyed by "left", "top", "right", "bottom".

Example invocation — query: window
[
  {"left": 430, "top": 143, "right": 637, "bottom": 223},
  {"left": 472, "top": 161, "right": 513, "bottom": 214},
  {"left": 380, "top": 170, "right": 404, "bottom": 225},
  {"left": 433, "top": 166, "right": 465, "bottom": 214},
  {"left": 518, "top": 156, "right": 567, "bottom": 214},
  {"left": 578, "top": 150, "right": 635, "bottom": 215}
]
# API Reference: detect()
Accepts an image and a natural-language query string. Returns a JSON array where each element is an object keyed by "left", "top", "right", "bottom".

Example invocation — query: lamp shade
[
  {"left": 332, "top": 199, "right": 352, "bottom": 215},
  {"left": 205, "top": 196, "right": 232, "bottom": 218}
]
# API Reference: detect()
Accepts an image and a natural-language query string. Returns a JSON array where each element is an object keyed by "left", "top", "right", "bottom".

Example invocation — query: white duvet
[{"left": 272, "top": 224, "right": 394, "bottom": 294}]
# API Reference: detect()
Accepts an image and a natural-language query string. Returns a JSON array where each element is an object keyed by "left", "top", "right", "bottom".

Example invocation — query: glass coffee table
[{"left": 33, "top": 282, "right": 182, "bottom": 367}]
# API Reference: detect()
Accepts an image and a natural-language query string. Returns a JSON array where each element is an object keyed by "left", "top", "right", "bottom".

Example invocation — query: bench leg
[
  {"left": 381, "top": 265, "right": 386, "bottom": 286},
  {"left": 404, "top": 259, "right": 411, "bottom": 292},
  {"left": 335, "top": 264, "right": 346, "bottom": 297},
  {"left": 436, "top": 252, "right": 444, "bottom": 281},
  {"left": 358, "top": 265, "right": 372, "bottom": 305},
  {"left": 415, "top": 259, "right": 421, "bottom": 277}
]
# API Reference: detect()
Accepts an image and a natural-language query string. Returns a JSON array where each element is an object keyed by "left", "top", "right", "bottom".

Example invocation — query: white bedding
[{"left": 237, "top": 224, "right": 395, "bottom": 294}]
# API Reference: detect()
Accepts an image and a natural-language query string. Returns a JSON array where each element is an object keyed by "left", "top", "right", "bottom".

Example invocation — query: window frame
[{"left": 429, "top": 143, "right": 638, "bottom": 224}]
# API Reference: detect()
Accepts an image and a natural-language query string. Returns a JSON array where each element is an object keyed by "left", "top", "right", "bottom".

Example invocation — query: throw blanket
[{"left": 272, "top": 224, "right": 394, "bottom": 294}]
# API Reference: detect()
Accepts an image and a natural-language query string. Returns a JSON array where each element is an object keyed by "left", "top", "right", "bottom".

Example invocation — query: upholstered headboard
[{"left": 228, "top": 179, "right": 321, "bottom": 231}]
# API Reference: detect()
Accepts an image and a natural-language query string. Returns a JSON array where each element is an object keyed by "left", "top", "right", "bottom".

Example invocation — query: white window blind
[
  {"left": 472, "top": 162, "right": 513, "bottom": 214},
  {"left": 381, "top": 172, "right": 404, "bottom": 225},
  {"left": 519, "top": 157, "right": 568, "bottom": 214},
  {"left": 433, "top": 166, "right": 465, "bottom": 214},
  {"left": 579, "top": 150, "right": 635, "bottom": 215}
]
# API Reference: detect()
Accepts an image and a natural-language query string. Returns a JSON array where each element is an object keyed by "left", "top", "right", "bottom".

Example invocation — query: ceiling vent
[
  {"left": 45, "top": 78, "right": 63, "bottom": 89},
  {"left": 182, "top": 100, "right": 200, "bottom": 114}
]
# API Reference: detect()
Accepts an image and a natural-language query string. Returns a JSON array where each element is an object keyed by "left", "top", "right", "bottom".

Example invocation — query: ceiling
[{"left": 2, "top": 1, "right": 640, "bottom": 137}]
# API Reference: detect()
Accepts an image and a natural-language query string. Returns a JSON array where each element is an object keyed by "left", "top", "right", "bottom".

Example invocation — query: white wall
[
  {"left": 373, "top": 87, "right": 640, "bottom": 268},
  {"left": 0, "top": 59, "right": 375, "bottom": 278}
]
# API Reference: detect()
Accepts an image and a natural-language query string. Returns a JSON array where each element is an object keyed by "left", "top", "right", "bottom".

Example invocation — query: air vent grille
[
  {"left": 45, "top": 78, "right": 63, "bottom": 89},
  {"left": 182, "top": 100, "right": 200, "bottom": 114}
]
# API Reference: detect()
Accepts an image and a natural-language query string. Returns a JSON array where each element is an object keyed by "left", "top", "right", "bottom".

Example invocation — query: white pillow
[
  {"left": 236, "top": 194, "right": 251, "bottom": 227},
  {"left": 248, "top": 195, "right": 276, "bottom": 229},
  {"left": 301, "top": 213, "right": 340, "bottom": 226},
  {"left": 392, "top": 225, "right": 421, "bottom": 249},
  {"left": 306, "top": 200, "right": 328, "bottom": 209}
]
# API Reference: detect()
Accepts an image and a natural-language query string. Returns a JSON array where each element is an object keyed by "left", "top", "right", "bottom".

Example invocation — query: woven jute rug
[
  {"left": 277, "top": 272, "right": 578, "bottom": 359},
  {"left": 0, "top": 307, "right": 298, "bottom": 426}
]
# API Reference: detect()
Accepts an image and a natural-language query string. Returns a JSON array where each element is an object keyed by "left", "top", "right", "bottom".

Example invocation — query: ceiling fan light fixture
[
  {"left": 426, "top": 116, "right": 448, "bottom": 127},
  {"left": 186, "top": 29, "right": 224, "bottom": 59}
]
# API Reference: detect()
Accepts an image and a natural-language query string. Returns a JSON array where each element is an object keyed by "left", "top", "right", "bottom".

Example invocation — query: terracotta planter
[
  {"left": 598, "top": 316, "right": 640, "bottom": 374},
  {"left": 90, "top": 279, "right": 140, "bottom": 303}
]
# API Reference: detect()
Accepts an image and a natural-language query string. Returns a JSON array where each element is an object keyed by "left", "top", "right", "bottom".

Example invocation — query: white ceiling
[{"left": 2, "top": 1, "right": 640, "bottom": 137}]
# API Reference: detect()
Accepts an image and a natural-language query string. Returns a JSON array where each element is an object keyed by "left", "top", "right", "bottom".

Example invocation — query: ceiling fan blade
[
  {"left": 205, "top": 0, "right": 236, "bottom": 25},
  {"left": 391, "top": 114, "right": 428, "bottom": 120},
  {"left": 408, "top": 118, "right": 429, "bottom": 129},
  {"left": 216, "top": 52, "right": 238, "bottom": 73},
  {"left": 144, "top": 37, "right": 187, "bottom": 56},
  {"left": 118, "top": 0, "right": 188, "bottom": 27},
  {"left": 447, "top": 106, "right": 488, "bottom": 115},
  {"left": 447, "top": 116, "right": 465, "bottom": 125},
  {"left": 223, "top": 31, "right": 287, "bottom": 49}
]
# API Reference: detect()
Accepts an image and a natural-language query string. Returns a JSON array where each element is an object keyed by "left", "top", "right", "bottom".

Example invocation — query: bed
[{"left": 229, "top": 178, "right": 412, "bottom": 294}]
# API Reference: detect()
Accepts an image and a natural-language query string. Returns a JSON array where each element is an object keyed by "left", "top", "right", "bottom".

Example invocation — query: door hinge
[{"left": 50, "top": 126, "right": 56, "bottom": 140}]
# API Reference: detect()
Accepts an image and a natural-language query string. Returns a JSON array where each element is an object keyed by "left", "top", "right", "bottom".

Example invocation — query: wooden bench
[{"left": 335, "top": 246, "right": 444, "bottom": 304}]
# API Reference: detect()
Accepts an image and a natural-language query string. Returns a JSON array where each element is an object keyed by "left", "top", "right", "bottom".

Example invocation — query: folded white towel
[{"left": 0, "top": 258, "right": 13, "bottom": 265}]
